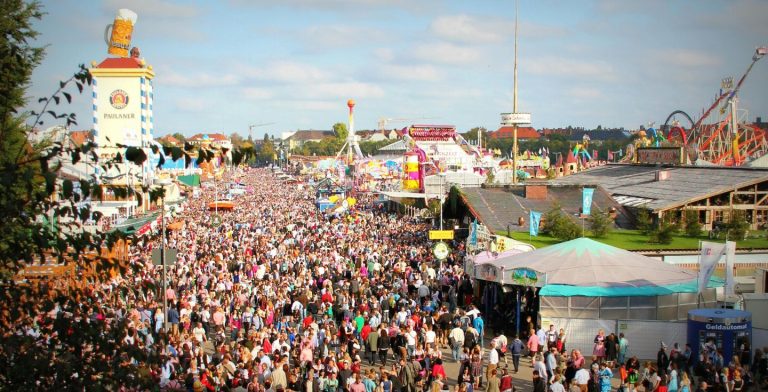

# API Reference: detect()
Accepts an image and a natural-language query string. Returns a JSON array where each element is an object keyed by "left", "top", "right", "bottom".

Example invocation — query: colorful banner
[
  {"left": 582, "top": 188, "right": 595, "bottom": 215},
  {"left": 529, "top": 210, "right": 541, "bottom": 237},
  {"left": 698, "top": 241, "right": 726, "bottom": 293}
]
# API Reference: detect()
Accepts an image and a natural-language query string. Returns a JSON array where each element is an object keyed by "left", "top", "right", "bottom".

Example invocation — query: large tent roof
[{"left": 486, "top": 237, "right": 697, "bottom": 288}]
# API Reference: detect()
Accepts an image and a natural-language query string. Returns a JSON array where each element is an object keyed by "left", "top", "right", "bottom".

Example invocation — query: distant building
[
  {"left": 557, "top": 164, "right": 768, "bottom": 231},
  {"left": 540, "top": 128, "right": 570, "bottom": 137},
  {"left": 187, "top": 133, "right": 232, "bottom": 150},
  {"left": 285, "top": 130, "right": 335, "bottom": 151},
  {"left": 489, "top": 126, "right": 540, "bottom": 141},
  {"left": 156, "top": 134, "right": 181, "bottom": 147}
]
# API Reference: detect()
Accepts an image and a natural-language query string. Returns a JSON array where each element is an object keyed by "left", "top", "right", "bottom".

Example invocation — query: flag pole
[{"left": 697, "top": 240, "right": 702, "bottom": 308}]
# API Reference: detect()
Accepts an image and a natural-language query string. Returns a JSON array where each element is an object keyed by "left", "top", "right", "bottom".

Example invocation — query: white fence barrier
[
  {"left": 754, "top": 328, "right": 768, "bottom": 349},
  {"left": 543, "top": 317, "right": 687, "bottom": 360}
]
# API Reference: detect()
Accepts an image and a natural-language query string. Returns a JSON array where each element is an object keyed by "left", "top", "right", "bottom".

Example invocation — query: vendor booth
[
  {"left": 688, "top": 309, "right": 751, "bottom": 366},
  {"left": 473, "top": 238, "right": 721, "bottom": 341}
]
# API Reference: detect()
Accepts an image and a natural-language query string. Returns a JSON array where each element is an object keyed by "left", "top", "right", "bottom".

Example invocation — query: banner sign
[
  {"left": 429, "top": 230, "right": 455, "bottom": 240},
  {"left": 529, "top": 210, "right": 541, "bottom": 237},
  {"left": 582, "top": 188, "right": 595, "bottom": 215},
  {"left": 636, "top": 147, "right": 684, "bottom": 165},
  {"left": 698, "top": 241, "right": 726, "bottom": 293},
  {"left": 507, "top": 268, "right": 539, "bottom": 286},
  {"left": 408, "top": 125, "right": 456, "bottom": 140}
]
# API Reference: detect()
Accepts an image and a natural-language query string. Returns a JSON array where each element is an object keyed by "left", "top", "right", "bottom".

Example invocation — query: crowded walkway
[{"left": 3, "top": 168, "right": 766, "bottom": 391}]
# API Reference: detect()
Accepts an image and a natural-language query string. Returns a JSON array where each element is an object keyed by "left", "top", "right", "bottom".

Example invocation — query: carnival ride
[{"left": 655, "top": 46, "right": 768, "bottom": 166}]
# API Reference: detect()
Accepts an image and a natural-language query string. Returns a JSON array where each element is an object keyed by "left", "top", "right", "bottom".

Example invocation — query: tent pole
[
  {"left": 697, "top": 240, "right": 702, "bottom": 308},
  {"left": 515, "top": 288, "right": 521, "bottom": 337}
]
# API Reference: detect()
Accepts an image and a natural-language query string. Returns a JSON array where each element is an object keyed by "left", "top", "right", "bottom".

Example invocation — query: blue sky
[{"left": 27, "top": 0, "right": 768, "bottom": 138}]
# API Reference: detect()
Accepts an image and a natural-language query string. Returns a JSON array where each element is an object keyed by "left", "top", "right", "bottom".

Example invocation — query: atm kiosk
[{"left": 687, "top": 309, "right": 751, "bottom": 365}]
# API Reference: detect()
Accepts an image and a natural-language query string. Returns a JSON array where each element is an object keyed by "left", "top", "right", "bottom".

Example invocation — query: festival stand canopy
[{"left": 479, "top": 237, "right": 721, "bottom": 296}]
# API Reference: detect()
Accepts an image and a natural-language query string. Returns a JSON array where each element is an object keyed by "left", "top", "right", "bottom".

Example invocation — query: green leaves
[
  {"left": 124, "top": 147, "right": 147, "bottom": 166},
  {"left": 61, "top": 179, "right": 73, "bottom": 198}
]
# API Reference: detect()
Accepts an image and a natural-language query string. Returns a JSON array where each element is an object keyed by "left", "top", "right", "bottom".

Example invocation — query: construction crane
[
  {"left": 248, "top": 122, "right": 276, "bottom": 140},
  {"left": 377, "top": 117, "right": 436, "bottom": 131}
]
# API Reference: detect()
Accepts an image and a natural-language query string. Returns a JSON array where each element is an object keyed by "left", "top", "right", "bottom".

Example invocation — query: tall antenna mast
[{"left": 500, "top": 0, "right": 531, "bottom": 185}]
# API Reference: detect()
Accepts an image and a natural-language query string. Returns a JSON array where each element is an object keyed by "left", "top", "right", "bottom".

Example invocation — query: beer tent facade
[{"left": 476, "top": 238, "right": 720, "bottom": 320}]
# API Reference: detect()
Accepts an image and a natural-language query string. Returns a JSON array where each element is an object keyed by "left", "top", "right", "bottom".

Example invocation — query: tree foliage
[
  {"left": 726, "top": 209, "right": 749, "bottom": 240},
  {"left": 589, "top": 210, "right": 613, "bottom": 238},
  {"left": 684, "top": 210, "right": 703, "bottom": 237},
  {"left": 332, "top": 122, "right": 348, "bottom": 141},
  {"left": 649, "top": 214, "right": 679, "bottom": 244},
  {"left": 543, "top": 204, "right": 581, "bottom": 241},
  {"left": 635, "top": 208, "right": 653, "bottom": 235},
  {"left": 0, "top": 3, "right": 253, "bottom": 388}
]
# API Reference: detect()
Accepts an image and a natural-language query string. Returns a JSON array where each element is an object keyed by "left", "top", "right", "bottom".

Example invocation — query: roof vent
[{"left": 655, "top": 170, "right": 670, "bottom": 181}]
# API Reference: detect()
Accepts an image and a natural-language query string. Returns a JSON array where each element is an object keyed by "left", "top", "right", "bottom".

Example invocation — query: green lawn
[{"left": 505, "top": 229, "right": 768, "bottom": 250}]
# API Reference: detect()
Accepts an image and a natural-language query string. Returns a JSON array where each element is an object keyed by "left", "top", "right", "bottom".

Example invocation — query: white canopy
[{"left": 482, "top": 237, "right": 696, "bottom": 288}]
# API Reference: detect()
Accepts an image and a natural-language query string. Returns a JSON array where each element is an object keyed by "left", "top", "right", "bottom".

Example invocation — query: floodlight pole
[{"left": 161, "top": 192, "right": 167, "bottom": 333}]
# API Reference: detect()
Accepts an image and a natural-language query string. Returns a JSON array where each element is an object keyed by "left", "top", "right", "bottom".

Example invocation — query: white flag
[
  {"left": 698, "top": 241, "right": 725, "bottom": 293},
  {"left": 725, "top": 241, "right": 736, "bottom": 297}
]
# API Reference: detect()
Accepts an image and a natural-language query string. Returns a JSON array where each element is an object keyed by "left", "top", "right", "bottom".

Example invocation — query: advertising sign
[
  {"left": 636, "top": 147, "right": 684, "bottom": 165},
  {"left": 500, "top": 112, "right": 532, "bottom": 125},
  {"left": 95, "top": 77, "right": 142, "bottom": 148},
  {"left": 409, "top": 125, "right": 456, "bottom": 140},
  {"left": 507, "top": 268, "right": 539, "bottom": 286},
  {"left": 429, "top": 230, "right": 455, "bottom": 240}
]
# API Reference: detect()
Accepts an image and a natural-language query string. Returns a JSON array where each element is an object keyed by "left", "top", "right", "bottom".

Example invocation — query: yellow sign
[{"left": 429, "top": 230, "right": 454, "bottom": 240}]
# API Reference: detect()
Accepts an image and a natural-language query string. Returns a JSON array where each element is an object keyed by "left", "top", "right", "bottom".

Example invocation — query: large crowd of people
[{"left": 2, "top": 167, "right": 767, "bottom": 391}]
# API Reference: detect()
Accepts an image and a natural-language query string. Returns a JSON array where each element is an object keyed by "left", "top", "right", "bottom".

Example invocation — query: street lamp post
[{"left": 439, "top": 173, "right": 445, "bottom": 231}]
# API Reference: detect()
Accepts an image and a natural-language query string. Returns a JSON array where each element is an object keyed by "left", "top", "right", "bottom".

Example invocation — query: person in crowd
[{"left": 2, "top": 168, "right": 546, "bottom": 392}]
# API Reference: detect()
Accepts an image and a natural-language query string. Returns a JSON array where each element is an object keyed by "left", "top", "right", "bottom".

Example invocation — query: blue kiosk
[{"left": 688, "top": 309, "right": 751, "bottom": 364}]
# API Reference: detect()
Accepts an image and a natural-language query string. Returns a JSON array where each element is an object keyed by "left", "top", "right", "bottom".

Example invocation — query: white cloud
[
  {"left": 413, "top": 88, "right": 484, "bottom": 100},
  {"left": 411, "top": 42, "right": 482, "bottom": 65},
  {"left": 162, "top": 70, "right": 240, "bottom": 88},
  {"left": 566, "top": 87, "right": 603, "bottom": 100},
  {"left": 524, "top": 56, "right": 617, "bottom": 81},
  {"left": 302, "top": 82, "right": 384, "bottom": 99},
  {"left": 301, "top": 25, "right": 388, "bottom": 50},
  {"left": 376, "top": 64, "right": 442, "bottom": 82},
  {"left": 242, "top": 87, "right": 274, "bottom": 100},
  {"left": 430, "top": 15, "right": 503, "bottom": 44},
  {"left": 239, "top": 61, "right": 331, "bottom": 84},
  {"left": 102, "top": 0, "right": 200, "bottom": 18},
  {"left": 274, "top": 100, "right": 338, "bottom": 111},
  {"left": 654, "top": 49, "right": 722, "bottom": 68},
  {"left": 102, "top": 0, "right": 205, "bottom": 42},
  {"left": 227, "top": 0, "right": 429, "bottom": 12},
  {"left": 373, "top": 48, "right": 395, "bottom": 62},
  {"left": 174, "top": 97, "right": 207, "bottom": 111},
  {"left": 519, "top": 21, "right": 568, "bottom": 39}
]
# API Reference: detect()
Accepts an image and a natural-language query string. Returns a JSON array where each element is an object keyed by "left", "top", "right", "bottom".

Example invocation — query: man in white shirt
[
  {"left": 574, "top": 366, "right": 590, "bottom": 392},
  {"left": 487, "top": 341, "right": 500, "bottom": 383},
  {"left": 449, "top": 325, "right": 465, "bottom": 361}
]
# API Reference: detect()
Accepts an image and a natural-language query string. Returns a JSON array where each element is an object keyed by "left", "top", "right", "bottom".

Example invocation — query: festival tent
[{"left": 477, "top": 237, "right": 721, "bottom": 320}]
